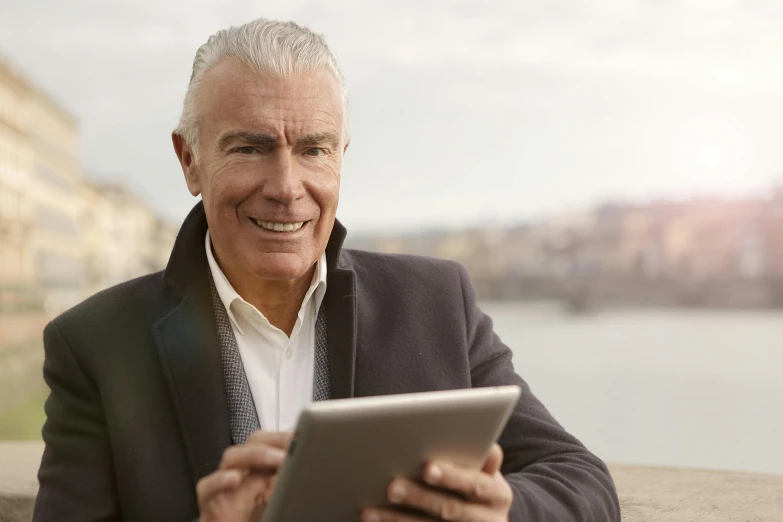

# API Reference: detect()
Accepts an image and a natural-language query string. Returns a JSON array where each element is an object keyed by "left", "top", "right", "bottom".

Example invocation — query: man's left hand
[{"left": 361, "top": 443, "right": 512, "bottom": 522}]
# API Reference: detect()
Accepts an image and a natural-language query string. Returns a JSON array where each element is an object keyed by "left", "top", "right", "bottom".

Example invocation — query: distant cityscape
[{"left": 348, "top": 190, "right": 783, "bottom": 309}]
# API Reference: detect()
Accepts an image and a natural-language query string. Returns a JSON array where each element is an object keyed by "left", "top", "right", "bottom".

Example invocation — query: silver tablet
[{"left": 263, "top": 385, "right": 522, "bottom": 522}]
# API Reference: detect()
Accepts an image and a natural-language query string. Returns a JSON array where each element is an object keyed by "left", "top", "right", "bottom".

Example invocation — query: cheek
[
  {"left": 205, "top": 164, "right": 257, "bottom": 208},
  {"left": 312, "top": 186, "right": 339, "bottom": 222},
  {"left": 314, "top": 166, "right": 341, "bottom": 212},
  {"left": 313, "top": 184, "right": 339, "bottom": 241}
]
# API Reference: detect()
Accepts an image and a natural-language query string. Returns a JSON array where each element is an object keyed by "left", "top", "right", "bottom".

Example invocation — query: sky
[{"left": 1, "top": 0, "right": 782, "bottom": 232}]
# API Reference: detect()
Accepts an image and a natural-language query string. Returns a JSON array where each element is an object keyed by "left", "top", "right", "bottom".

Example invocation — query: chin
[
  {"left": 247, "top": 255, "right": 311, "bottom": 282},
  {"left": 253, "top": 267, "right": 303, "bottom": 282}
]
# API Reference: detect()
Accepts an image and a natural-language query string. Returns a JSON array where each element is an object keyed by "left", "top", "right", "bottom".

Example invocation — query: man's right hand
[{"left": 198, "top": 431, "right": 293, "bottom": 522}]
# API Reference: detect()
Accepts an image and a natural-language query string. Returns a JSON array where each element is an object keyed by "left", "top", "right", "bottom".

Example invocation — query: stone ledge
[
  {"left": 1, "top": 442, "right": 781, "bottom": 521},
  {"left": 0, "top": 442, "right": 41, "bottom": 522},
  {"left": 613, "top": 464, "right": 783, "bottom": 521},
  {"left": 0, "top": 497, "right": 34, "bottom": 522}
]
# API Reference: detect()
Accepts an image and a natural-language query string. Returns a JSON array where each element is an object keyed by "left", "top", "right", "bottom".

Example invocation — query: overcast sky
[{"left": 1, "top": 0, "right": 782, "bottom": 232}]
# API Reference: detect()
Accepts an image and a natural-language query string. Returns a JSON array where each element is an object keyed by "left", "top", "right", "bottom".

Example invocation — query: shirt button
[{"left": 285, "top": 348, "right": 293, "bottom": 360}]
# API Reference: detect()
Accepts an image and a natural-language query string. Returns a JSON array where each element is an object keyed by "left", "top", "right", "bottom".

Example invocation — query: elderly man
[{"left": 33, "top": 18, "right": 620, "bottom": 522}]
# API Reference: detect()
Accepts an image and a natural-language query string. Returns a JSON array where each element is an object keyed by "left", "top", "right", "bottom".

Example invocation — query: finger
[
  {"left": 482, "top": 444, "right": 504, "bottom": 475},
  {"left": 244, "top": 472, "right": 275, "bottom": 505},
  {"left": 422, "top": 461, "right": 510, "bottom": 505},
  {"left": 196, "top": 469, "right": 242, "bottom": 504},
  {"left": 385, "top": 478, "right": 487, "bottom": 522},
  {"left": 199, "top": 472, "right": 271, "bottom": 518},
  {"left": 245, "top": 430, "right": 293, "bottom": 449},
  {"left": 220, "top": 444, "right": 287, "bottom": 471},
  {"left": 360, "top": 507, "right": 432, "bottom": 522}
]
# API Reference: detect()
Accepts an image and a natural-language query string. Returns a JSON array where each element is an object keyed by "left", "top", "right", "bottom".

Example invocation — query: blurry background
[{"left": 0, "top": 1, "right": 781, "bottom": 474}]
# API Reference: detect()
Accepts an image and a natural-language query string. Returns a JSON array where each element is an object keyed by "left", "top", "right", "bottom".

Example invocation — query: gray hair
[{"left": 175, "top": 18, "right": 349, "bottom": 162}]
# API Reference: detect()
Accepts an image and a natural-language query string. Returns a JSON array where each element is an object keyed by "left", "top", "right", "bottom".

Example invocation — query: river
[{"left": 480, "top": 302, "right": 783, "bottom": 476}]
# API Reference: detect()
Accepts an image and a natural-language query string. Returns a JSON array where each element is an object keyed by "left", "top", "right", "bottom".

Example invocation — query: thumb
[{"left": 482, "top": 443, "right": 504, "bottom": 475}]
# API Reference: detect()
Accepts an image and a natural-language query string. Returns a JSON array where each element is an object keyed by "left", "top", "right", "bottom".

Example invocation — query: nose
[{"left": 261, "top": 151, "right": 305, "bottom": 204}]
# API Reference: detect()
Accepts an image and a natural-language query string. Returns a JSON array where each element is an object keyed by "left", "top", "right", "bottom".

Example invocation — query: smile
[{"left": 250, "top": 218, "right": 307, "bottom": 232}]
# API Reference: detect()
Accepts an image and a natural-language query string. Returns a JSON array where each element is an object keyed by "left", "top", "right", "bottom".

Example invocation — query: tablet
[{"left": 263, "top": 385, "right": 521, "bottom": 521}]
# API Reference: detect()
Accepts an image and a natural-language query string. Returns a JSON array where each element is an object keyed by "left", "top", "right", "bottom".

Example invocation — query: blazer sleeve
[
  {"left": 33, "top": 320, "right": 121, "bottom": 522},
  {"left": 457, "top": 264, "right": 621, "bottom": 522}
]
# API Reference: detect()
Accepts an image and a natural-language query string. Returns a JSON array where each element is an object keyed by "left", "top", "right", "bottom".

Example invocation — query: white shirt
[{"left": 205, "top": 230, "right": 327, "bottom": 431}]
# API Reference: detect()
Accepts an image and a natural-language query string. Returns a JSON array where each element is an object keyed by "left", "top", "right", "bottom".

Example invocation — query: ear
[
  {"left": 172, "top": 132, "right": 202, "bottom": 197},
  {"left": 342, "top": 140, "right": 350, "bottom": 155}
]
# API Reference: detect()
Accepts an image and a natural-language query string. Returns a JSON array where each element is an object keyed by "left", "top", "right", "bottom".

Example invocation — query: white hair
[{"left": 174, "top": 18, "right": 349, "bottom": 162}]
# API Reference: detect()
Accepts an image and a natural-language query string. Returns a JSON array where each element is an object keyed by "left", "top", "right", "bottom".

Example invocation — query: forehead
[{"left": 198, "top": 59, "right": 344, "bottom": 138}]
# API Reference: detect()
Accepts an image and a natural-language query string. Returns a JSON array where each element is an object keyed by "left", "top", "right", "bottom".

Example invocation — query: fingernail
[
  {"left": 266, "top": 447, "right": 287, "bottom": 463},
  {"left": 426, "top": 464, "right": 443, "bottom": 483},
  {"left": 363, "top": 511, "right": 381, "bottom": 522},
  {"left": 389, "top": 482, "right": 406, "bottom": 503}
]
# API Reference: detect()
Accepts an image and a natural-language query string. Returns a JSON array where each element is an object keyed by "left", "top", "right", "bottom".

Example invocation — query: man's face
[{"left": 175, "top": 60, "right": 346, "bottom": 284}]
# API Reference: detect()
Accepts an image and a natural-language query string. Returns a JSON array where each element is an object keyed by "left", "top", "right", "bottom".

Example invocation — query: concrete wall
[{"left": 1, "top": 442, "right": 781, "bottom": 521}]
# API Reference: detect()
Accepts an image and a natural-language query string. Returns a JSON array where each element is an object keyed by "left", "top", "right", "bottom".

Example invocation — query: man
[{"left": 33, "top": 18, "right": 620, "bottom": 522}]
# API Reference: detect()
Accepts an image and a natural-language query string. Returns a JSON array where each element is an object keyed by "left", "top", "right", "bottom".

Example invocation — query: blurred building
[
  {"left": 81, "top": 181, "right": 177, "bottom": 294},
  {"left": 0, "top": 56, "right": 88, "bottom": 313},
  {"left": 27, "top": 77, "right": 87, "bottom": 313},
  {"left": 0, "top": 62, "right": 31, "bottom": 274},
  {"left": 762, "top": 187, "right": 783, "bottom": 280},
  {"left": 0, "top": 54, "right": 177, "bottom": 315},
  {"left": 0, "top": 58, "right": 38, "bottom": 310}
]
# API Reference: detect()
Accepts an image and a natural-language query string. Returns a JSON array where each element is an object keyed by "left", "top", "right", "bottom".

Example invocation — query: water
[{"left": 480, "top": 302, "right": 783, "bottom": 476}]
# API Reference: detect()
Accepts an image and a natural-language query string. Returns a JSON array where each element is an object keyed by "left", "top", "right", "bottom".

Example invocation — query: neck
[
  {"left": 217, "top": 256, "right": 316, "bottom": 336},
  {"left": 239, "top": 271, "right": 314, "bottom": 336}
]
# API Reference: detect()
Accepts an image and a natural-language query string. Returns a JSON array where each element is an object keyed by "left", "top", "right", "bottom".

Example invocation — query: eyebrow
[
  {"left": 219, "top": 132, "right": 278, "bottom": 149},
  {"left": 296, "top": 132, "right": 341, "bottom": 148},
  {"left": 218, "top": 131, "right": 341, "bottom": 150}
]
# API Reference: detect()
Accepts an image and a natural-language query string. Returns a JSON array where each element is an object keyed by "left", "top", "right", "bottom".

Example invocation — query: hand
[
  {"left": 197, "top": 469, "right": 270, "bottom": 522},
  {"left": 198, "top": 431, "right": 293, "bottom": 522},
  {"left": 361, "top": 444, "right": 513, "bottom": 522}
]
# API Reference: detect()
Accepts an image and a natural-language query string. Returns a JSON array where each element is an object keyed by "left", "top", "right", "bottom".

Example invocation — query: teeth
[{"left": 253, "top": 219, "right": 305, "bottom": 232}]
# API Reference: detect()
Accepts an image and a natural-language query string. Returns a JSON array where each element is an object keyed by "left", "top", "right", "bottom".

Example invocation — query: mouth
[{"left": 249, "top": 217, "right": 309, "bottom": 233}]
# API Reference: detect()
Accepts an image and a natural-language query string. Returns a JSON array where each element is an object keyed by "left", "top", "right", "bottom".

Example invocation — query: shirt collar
[
  {"left": 311, "top": 247, "right": 328, "bottom": 319},
  {"left": 205, "top": 230, "right": 328, "bottom": 335}
]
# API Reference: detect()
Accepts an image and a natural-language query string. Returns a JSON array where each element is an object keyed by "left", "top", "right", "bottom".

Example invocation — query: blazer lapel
[
  {"left": 323, "top": 221, "right": 358, "bottom": 399},
  {"left": 153, "top": 294, "right": 231, "bottom": 484},
  {"left": 154, "top": 202, "right": 231, "bottom": 484},
  {"left": 322, "top": 267, "right": 357, "bottom": 399}
]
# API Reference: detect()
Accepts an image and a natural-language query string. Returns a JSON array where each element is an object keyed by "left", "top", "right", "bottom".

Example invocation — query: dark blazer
[{"left": 33, "top": 202, "right": 620, "bottom": 522}]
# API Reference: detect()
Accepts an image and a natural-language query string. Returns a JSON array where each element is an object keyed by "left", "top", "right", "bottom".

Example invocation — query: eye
[
  {"left": 305, "top": 147, "right": 327, "bottom": 157},
  {"left": 234, "top": 146, "right": 256, "bottom": 154}
]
